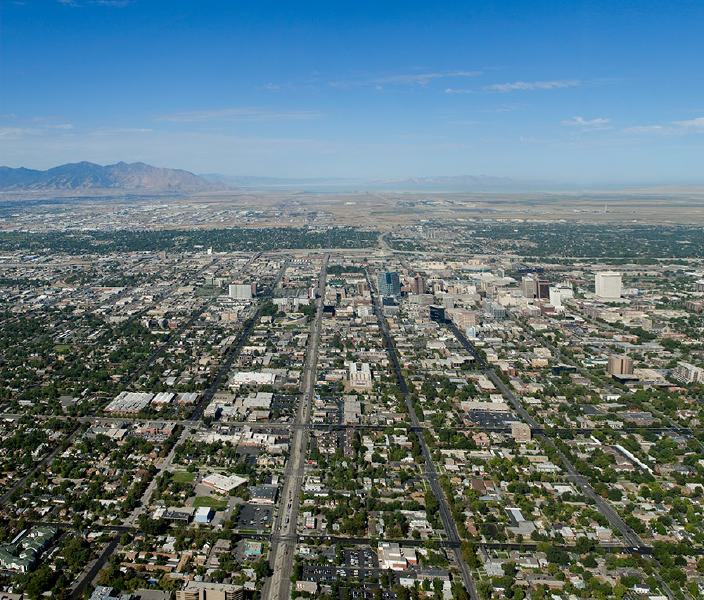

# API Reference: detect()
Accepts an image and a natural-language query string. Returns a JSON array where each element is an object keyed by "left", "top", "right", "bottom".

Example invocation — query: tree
[
  {"left": 24, "top": 565, "right": 56, "bottom": 599},
  {"left": 545, "top": 545, "right": 570, "bottom": 566},
  {"left": 254, "top": 558, "right": 272, "bottom": 579},
  {"left": 451, "top": 582, "right": 470, "bottom": 600}
]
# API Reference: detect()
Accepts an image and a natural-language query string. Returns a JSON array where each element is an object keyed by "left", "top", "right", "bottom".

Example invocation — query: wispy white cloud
[
  {"left": 480, "top": 104, "right": 520, "bottom": 113},
  {"left": 674, "top": 117, "right": 704, "bottom": 129},
  {"left": 375, "top": 71, "right": 481, "bottom": 86},
  {"left": 485, "top": 79, "right": 580, "bottom": 93},
  {"left": 447, "top": 119, "right": 480, "bottom": 126},
  {"left": 58, "top": 0, "right": 132, "bottom": 6},
  {"left": 519, "top": 135, "right": 550, "bottom": 144},
  {"left": 444, "top": 88, "right": 474, "bottom": 95},
  {"left": 0, "top": 119, "right": 73, "bottom": 138},
  {"left": 622, "top": 124, "right": 671, "bottom": 135},
  {"left": 331, "top": 70, "right": 482, "bottom": 89},
  {"left": 0, "top": 127, "right": 45, "bottom": 139},
  {"left": 0, "top": 123, "right": 145, "bottom": 141},
  {"left": 561, "top": 116, "right": 610, "bottom": 129},
  {"left": 623, "top": 116, "right": 704, "bottom": 135},
  {"left": 89, "top": 127, "right": 153, "bottom": 135},
  {"left": 158, "top": 107, "right": 322, "bottom": 123}
]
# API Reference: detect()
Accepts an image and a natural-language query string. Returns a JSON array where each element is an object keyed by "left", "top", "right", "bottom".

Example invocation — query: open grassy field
[
  {"left": 193, "top": 495, "right": 228, "bottom": 510},
  {"left": 172, "top": 470, "right": 195, "bottom": 484}
]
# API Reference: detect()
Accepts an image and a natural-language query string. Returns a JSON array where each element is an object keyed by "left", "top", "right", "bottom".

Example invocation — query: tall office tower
[
  {"left": 411, "top": 274, "right": 426, "bottom": 295},
  {"left": 549, "top": 283, "right": 574, "bottom": 309},
  {"left": 445, "top": 308, "right": 477, "bottom": 329},
  {"left": 228, "top": 283, "right": 253, "bottom": 300},
  {"left": 521, "top": 275, "right": 538, "bottom": 298},
  {"left": 484, "top": 300, "right": 507, "bottom": 320},
  {"left": 429, "top": 305, "right": 446, "bottom": 323},
  {"left": 378, "top": 271, "right": 401, "bottom": 297},
  {"left": 595, "top": 271, "right": 622, "bottom": 299},
  {"left": 537, "top": 279, "right": 550, "bottom": 300},
  {"left": 608, "top": 354, "right": 634, "bottom": 376}
]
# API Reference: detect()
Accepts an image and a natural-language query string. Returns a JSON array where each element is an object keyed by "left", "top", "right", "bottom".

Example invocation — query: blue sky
[{"left": 1, "top": 0, "right": 703, "bottom": 184}]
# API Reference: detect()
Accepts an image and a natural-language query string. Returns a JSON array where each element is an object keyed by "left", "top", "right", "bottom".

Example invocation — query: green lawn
[
  {"left": 193, "top": 496, "right": 228, "bottom": 510},
  {"left": 172, "top": 470, "right": 195, "bottom": 483}
]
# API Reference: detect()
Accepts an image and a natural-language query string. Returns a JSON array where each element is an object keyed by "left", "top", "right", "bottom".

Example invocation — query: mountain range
[
  {"left": 0, "top": 161, "right": 218, "bottom": 193},
  {"left": 0, "top": 161, "right": 565, "bottom": 194}
]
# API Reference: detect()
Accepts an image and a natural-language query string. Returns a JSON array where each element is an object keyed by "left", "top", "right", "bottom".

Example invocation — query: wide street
[{"left": 265, "top": 255, "right": 329, "bottom": 600}]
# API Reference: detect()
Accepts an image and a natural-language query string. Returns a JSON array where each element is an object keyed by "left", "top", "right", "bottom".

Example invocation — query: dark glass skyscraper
[{"left": 378, "top": 271, "right": 401, "bottom": 297}]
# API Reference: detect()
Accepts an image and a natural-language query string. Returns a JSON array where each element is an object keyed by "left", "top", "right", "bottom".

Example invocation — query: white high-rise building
[
  {"left": 595, "top": 271, "right": 622, "bottom": 300},
  {"left": 228, "top": 283, "right": 253, "bottom": 300},
  {"left": 521, "top": 275, "right": 538, "bottom": 298},
  {"left": 548, "top": 283, "right": 574, "bottom": 309}
]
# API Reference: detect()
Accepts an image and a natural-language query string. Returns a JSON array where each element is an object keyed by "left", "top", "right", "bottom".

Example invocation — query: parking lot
[
  {"left": 343, "top": 547, "right": 378, "bottom": 569},
  {"left": 235, "top": 503, "right": 273, "bottom": 531}
]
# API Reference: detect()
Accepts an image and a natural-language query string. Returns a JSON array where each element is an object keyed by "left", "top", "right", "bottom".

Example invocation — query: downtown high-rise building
[
  {"left": 608, "top": 354, "right": 634, "bottom": 376},
  {"left": 410, "top": 274, "right": 426, "bottom": 295},
  {"left": 378, "top": 271, "right": 401, "bottom": 297},
  {"left": 229, "top": 283, "right": 253, "bottom": 300},
  {"left": 595, "top": 271, "right": 622, "bottom": 300}
]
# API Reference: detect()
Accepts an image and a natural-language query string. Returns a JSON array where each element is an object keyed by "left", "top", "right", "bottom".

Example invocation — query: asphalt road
[
  {"left": 70, "top": 534, "right": 119, "bottom": 600},
  {"left": 446, "top": 321, "right": 645, "bottom": 545},
  {"left": 0, "top": 424, "right": 81, "bottom": 504},
  {"left": 445, "top": 321, "right": 678, "bottom": 600},
  {"left": 368, "top": 273, "right": 479, "bottom": 600},
  {"left": 265, "top": 255, "right": 328, "bottom": 600},
  {"left": 189, "top": 261, "right": 289, "bottom": 422},
  {"left": 0, "top": 411, "right": 691, "bottom": 437}
]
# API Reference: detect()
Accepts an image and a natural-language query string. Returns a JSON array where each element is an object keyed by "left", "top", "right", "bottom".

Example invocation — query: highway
[
  {"left": 368, "top": 271, "right": 479, "bottom": 600},
  {"left": 265, "top": 255, "right": 328, "bottom": 600}
]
